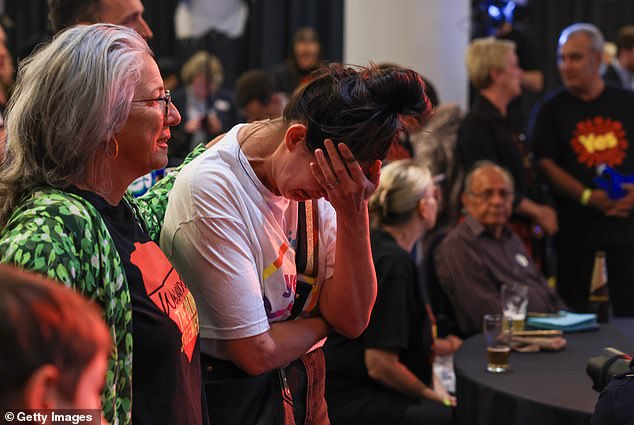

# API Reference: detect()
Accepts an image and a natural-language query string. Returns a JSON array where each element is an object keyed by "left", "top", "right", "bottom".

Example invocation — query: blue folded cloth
[{"left": 526, "top": 311, "right": 599, "bottom": 332}]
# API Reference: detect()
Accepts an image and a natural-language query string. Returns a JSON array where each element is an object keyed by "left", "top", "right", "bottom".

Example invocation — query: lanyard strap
[{"left": 289, "top": 200, "right": 319, "bottom": 320}]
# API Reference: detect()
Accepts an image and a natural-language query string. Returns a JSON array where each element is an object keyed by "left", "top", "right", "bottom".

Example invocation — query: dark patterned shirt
[{"left": 434, "top": 215, "right": 567, "bottom": 337}]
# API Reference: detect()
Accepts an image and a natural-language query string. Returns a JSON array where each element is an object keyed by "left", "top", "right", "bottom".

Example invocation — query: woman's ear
[
  {"left": 489, "top": 67, "right": 503, "bottom": 85},
  {"left": 22, "top": 364, "right": 63, "bottom": 409},
  {"left": 418, "top": 198, "right": 427, "bottom": 220},
  {"left": 284, "top": 123, "right": 307, "bottom": 152},
  {"left": 417, "top": 198, "right": 429, "bottom": 221}
]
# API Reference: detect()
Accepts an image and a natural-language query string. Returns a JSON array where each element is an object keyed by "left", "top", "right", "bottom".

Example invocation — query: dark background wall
[
  {"left": 4, "top": 0, "right": 344, "bottom": 87},
  {"left": 4, "top": 0, "right": 634, "bottom": 92},
  {"left": 526, "top": 0, "right": 634, "bottom": 93}
]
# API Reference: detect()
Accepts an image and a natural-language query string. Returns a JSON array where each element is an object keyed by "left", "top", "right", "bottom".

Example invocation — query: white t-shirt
[{"left": 161, "top": 124, "right": 337, "bottom": 358}]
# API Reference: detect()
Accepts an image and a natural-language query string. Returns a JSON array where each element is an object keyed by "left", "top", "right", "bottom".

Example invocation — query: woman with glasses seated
[
  {"left": 0, "top": 24, "right": 207, "bottom": 425},
  {"left": 323, "top": 160, "right": 454, "bottom": 425}
]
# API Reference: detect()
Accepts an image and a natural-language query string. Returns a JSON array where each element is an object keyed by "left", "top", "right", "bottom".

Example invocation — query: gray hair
[
  {"left": 558, "top": 22, "right": 604, "bottom": 53},
  {"left": 464, "top": 160, "right": 514, "bottom": 194},
  {"left": 0, "top": 24, "right": 151, "bottom": 226},
  {"left": 369, "top": 159, "right": 433, "bottom": 227}
]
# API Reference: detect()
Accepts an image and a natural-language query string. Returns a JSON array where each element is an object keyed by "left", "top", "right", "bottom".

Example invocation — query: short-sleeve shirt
[
  {"left": 74, "top": 188, "right": 203, "bottom": 425},
  {"left": 324, "top": 229, "right": 433, "bottom": 387},
  {"left": 532, "top": 85, "right": 634, "bottom": 246},
  {"left": 160, "top": 124, "right": 337, "bottom": 359}
]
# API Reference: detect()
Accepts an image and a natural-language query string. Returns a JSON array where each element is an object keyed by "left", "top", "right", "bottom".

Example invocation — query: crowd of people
[{"left": 1, "top": 1, "right": 634, "bottom": 425}]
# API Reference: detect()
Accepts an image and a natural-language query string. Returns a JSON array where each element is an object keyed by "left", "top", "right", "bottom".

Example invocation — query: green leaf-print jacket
[{"left": 0, "top": 145, "right": 205, "bottom": 425}]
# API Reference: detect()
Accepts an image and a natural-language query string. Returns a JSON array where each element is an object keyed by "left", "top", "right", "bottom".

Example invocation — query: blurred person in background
[
  {"left": 457, "top": 37, "right": 558, "bottom": 240},
  {"left": 0, "top": 265, "right": 111, "bottom": 423},
  {"left": 532, "top": 23, "right": 634, "bottom": 315},
  {"left": 47, "top": 0, "right": 153, "bottom": 40},
  {"left": 170, "top": 51, "right": 238, "bottom": 165},
  {"left": 234, "top": 69, "right": 286, "bottom": 123},
  {"left": 270, "top": 27, "right": 322, "bottom": 97},
  {"left": 0, "top": 22, "right": 13, "bottom": 152},
  {"left": 488, "top": 2, "right": 544, "bottom": 136},
  {"left": 603, "top": 25, "right": 634, "bottom": 90},
  {"left": 324, "top": 160, "right": 455, "bottom": 425},
  {"left": 17, "top": 0, "right": 154, "bottom": 64},
  {"left": 434, "top": 162, "right": 567, "bottom": 337},
  {"left": 603, "top": 42, "right": 617, "bottom": 67}
]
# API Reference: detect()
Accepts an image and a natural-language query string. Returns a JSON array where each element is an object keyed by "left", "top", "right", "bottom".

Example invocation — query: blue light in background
[
  {"left": 503, "top": 1, "right": 516, "bottom": 22},
  {"left": 488, "top": 4, "right": 502, "bottom": 21}
]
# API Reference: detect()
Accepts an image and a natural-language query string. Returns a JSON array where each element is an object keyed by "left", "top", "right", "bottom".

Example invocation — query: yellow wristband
[
  {"left": 443, "top": 398, "right": 452, "bottom": 407},
  {"left": 580, "top": 188, "right": 592, "bottom": 206}
]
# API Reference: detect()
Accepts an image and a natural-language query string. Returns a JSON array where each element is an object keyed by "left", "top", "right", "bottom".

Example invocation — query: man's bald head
[{"left": 462, "top": 161, "right": 515, "bottom": 237}]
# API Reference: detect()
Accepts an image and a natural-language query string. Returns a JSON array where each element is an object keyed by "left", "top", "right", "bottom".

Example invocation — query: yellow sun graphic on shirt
[{"left": 571, "top": 116, "right": 628, "bottom": 167}]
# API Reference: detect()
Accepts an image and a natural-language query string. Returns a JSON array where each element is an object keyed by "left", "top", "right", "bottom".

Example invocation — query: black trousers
[
  {"left": 325, "top": 375, "right": 453, "bottom": 425},
  {"left": 556, "top": 235, "right": 634, "bottom": 315}
]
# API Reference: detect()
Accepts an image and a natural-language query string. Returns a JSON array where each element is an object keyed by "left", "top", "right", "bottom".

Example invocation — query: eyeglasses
[
  {"left": 468, "top": 188, "right": 513, "bottom": 202},
  {"left": 131, "top": 90, "right": 171, "bottom": 120}
]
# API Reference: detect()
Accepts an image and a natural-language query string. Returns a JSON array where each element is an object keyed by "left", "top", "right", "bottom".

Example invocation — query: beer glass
[
  {"left": 483, "top": 313, "right": 511, "bottom": 373},
  {"left": 501, "top": 282, "right": 529, "bottom": 331}
]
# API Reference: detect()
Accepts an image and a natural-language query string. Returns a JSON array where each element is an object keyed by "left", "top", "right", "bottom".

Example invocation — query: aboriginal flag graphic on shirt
[
  {"left": 130, "top": 241, "right": 199, "bottom": 361},
  {"left": 69, "top": 187, "right": 204, "bottom": 424}
]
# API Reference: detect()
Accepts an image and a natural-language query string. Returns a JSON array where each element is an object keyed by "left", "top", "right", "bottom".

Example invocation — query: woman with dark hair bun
[{"left": 161, "top": 63, "right": 431, "bottom": 424}]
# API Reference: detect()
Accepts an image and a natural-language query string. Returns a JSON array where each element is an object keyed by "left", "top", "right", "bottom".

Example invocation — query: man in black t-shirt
[{"left": 531, "top": 23, "right": 634, "bottom": 315}]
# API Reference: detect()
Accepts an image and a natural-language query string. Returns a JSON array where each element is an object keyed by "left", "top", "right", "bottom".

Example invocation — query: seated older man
[{"left": 434, "top": 161, "right": 566, "bottom": 337}]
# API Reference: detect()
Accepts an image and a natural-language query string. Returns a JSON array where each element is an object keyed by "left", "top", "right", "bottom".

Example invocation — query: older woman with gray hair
[
  {"left": 457, "top": 37, "right": 558, "bottom": 236},
  {"left": 324, "top": 160, "right": 454, "bottom": 425},
  {"left": 0, "top": 24, "right": 207, "bottom": 425}
]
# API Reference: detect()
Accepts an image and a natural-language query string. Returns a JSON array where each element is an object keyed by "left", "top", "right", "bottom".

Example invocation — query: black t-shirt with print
[
  {"left": 72, "top": 188, "right": 204, "bottom": 425},
  {"left": 532, "top": 85, "right": 634, "bottom": 247}
]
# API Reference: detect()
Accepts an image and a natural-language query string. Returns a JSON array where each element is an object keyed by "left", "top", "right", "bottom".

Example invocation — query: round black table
[{"left": 454, "top": 319, "right": 634, "bottom": 425}]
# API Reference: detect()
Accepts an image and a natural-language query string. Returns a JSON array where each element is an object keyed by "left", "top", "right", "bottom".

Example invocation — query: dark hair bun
[
  {"left": 283, "top": 62, "right": 432, "bottom": 162},
  {"left": 366, "top": 67, "right": 430, "bottom": 118}
]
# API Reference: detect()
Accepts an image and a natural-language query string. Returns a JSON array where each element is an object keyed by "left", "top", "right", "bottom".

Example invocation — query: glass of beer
[
  {"left": 483, "top": 313, "right": 511, "bottom": 373},
  {"left": 501, "top": 282, "right": 529, "bottom": 332}
]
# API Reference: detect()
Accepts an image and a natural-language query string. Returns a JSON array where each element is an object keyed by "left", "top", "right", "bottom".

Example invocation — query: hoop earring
[{"left": 113, "top": 136, "right": 119, "bottom": 159}]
